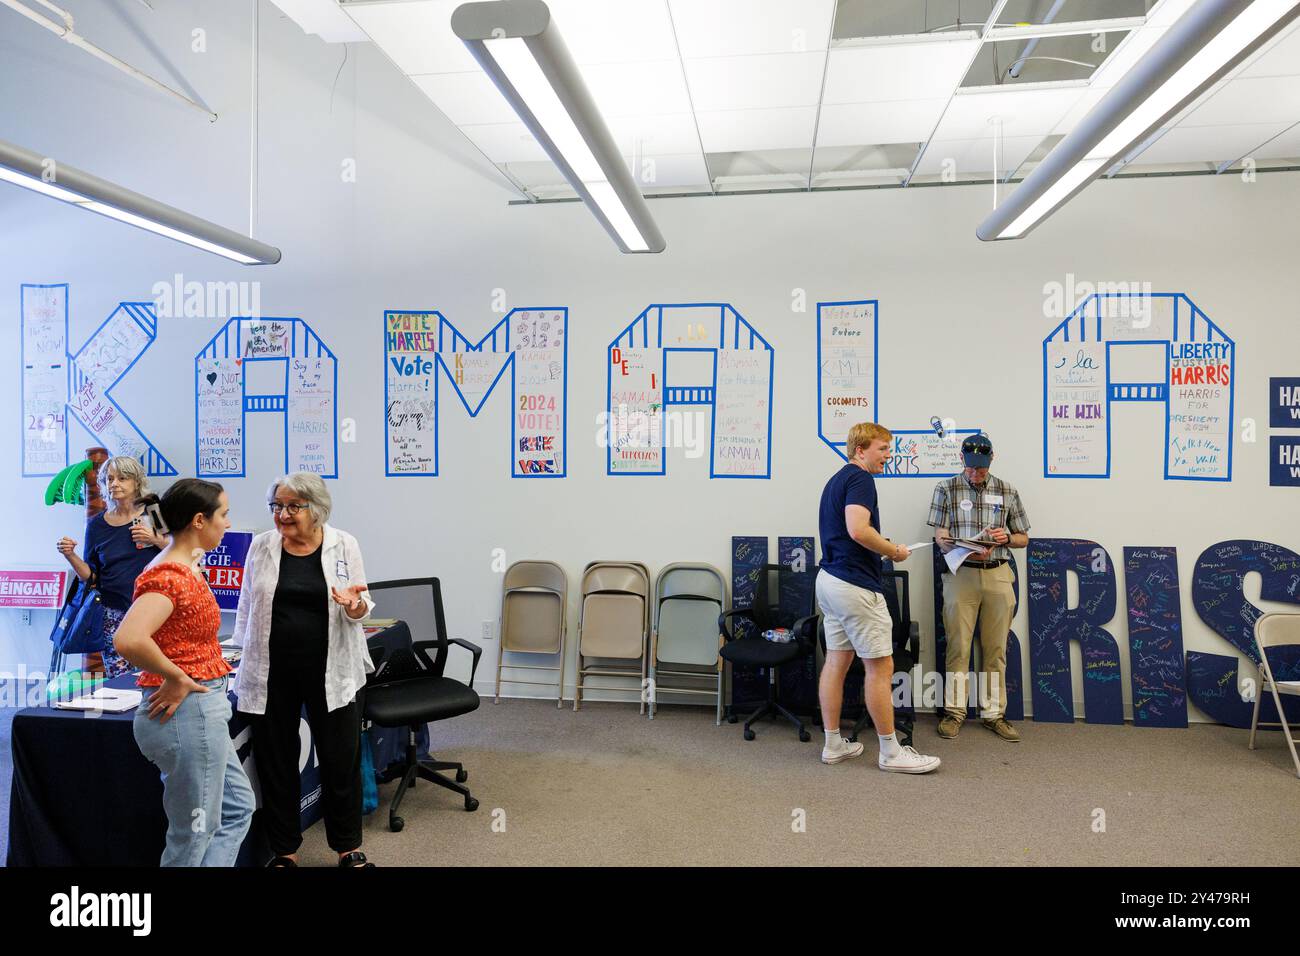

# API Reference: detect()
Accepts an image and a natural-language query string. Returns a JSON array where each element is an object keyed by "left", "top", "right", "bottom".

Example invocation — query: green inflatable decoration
[{"left": 43, "top": 459, "right": 93, "bottom": 507}]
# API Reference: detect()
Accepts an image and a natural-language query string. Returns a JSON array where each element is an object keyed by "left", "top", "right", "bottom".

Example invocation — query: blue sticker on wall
[
  {"left": 1270, "top": 436, "right": 1300, "bottom": 487},
  {"left": 1270, "top": 377, "right": 1300, "bottom": 429}
]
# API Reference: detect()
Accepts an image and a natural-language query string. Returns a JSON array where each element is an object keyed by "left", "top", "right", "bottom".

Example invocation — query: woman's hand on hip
[{"left": 148, "top": 673, "right": 210, "bottom": 723}]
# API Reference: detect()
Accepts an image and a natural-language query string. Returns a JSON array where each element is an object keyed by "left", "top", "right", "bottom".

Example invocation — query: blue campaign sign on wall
[
  {"left": 195, "top": 318, "right": 339, "bottom": 478},
  {"left": 1043, "top": 293, "right": 1235, "bottom": 481},
  {"left": 1270, "top": 437, "right": 1300, "bottom": 487},
  {"left": 816, "top": 299, "right": 974, "bottom": 477},
  {"left": 383, "top": 308, "right": 568, "bottom": 478},
  {"left": 608, "top": 303, "right": 773, "bottom": 478},
  {"left": 1270, "top": 377, "right": 1300, "bottom": 429},
  {"left": 20, "top": 283, "right": 177, "bottom": 477}
]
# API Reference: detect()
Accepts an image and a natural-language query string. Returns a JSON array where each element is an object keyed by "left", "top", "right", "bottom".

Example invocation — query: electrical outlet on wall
[
  {"left": 481, "top": 620, "right": 495, "bottom": 642},
  {"left": 20, "top": 609, "right": 31, "bottom": 626}
]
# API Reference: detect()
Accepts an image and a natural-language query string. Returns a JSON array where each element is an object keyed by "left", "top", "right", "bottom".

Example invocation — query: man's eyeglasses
[{"left": 269, "top": 502, "right": 307, "bottom": 516}]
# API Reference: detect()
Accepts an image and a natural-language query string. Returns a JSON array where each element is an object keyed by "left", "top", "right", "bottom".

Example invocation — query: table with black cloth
[{"left": 6, "top": 621, "right": 427, "bottom": 866}]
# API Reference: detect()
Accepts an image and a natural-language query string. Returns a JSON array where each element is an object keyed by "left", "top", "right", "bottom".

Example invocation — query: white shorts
[{"left": 815, "top": 569, "right": 893, "bottom": 660}]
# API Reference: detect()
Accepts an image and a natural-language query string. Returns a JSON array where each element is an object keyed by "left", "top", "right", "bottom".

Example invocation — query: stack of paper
[{"left": 53, "top": 688, "right": 143, "bottom": 713}]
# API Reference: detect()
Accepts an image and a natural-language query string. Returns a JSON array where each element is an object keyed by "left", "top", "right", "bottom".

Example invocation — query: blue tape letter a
[{"left": 1026, "top": 538, "right": 1123, "bottom": 724}]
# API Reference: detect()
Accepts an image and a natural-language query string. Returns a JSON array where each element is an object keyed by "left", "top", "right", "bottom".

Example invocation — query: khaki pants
[{"left": 941, "top": 562, "right": 1015, "bottom": 721}]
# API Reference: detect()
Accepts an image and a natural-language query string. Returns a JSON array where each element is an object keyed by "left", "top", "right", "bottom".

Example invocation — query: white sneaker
[
  {"left": 878, "top": 745, "right": 941, "bottom": 774},
  {"left": 821, "top": 736, "right": 866, "bottom": 764}
]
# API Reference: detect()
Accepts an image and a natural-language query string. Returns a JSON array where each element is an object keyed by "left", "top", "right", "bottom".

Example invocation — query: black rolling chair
[
  {"left": 719, "top": 564, "right": 818, "bottom": 742},
  {"left": 816, "top": 567, "right": 920, "bottom": 746},
  {"left": 363, "top": 578, "right": 482, "bottom": 832}
]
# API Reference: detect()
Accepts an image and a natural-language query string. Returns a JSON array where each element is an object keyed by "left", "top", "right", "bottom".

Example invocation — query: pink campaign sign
[{"left": 0, "top": 569, "right": 68, "bottom": 609}]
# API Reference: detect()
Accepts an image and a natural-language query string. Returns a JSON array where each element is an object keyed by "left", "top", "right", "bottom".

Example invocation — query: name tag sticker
[
  {"left": 336, "top": 560, "right": 349, "bottom": 580},
  {"left": 986, "top": 494, "right": 1004, "bottom": 506},
  {"left": 959, "top": 499, "right": 973, "bottom": 512}
]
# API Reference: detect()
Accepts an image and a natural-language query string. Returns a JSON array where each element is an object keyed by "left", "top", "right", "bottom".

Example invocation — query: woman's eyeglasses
[{"left": 268, "top": 502, "right": 307, "bottom": 516}]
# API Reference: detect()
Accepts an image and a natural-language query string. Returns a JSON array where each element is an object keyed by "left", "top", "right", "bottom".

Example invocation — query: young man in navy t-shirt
[{"left": 816, "top": 422, "right": 940, "bottom": 774}]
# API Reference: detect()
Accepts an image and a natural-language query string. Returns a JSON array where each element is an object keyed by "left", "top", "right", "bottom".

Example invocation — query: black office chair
[
  {"left": 719, "top": 564, "right": 818, "bottom": 742},
  {"left": 363, "top": 578, "right": 482, "bottom": 832},
  {"left": 815, "top": 567, "right": 920, "bottom": 746}
]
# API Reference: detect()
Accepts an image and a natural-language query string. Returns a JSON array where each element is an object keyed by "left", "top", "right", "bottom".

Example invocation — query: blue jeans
[{"left": 133, "top": 676, "right": 254, "bottom": 867}]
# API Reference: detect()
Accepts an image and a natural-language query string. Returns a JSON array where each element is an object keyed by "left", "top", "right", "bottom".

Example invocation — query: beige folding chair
[
  {"left": 496, "top": 561, "right": 568, "bottom": 707},
  {"left": 1248, "top": 612, "right": 1300, "bottom": 778},
  {"left": 574, "top": 561, "right": 650, "bottom": 712},
  {"left": 649, "top": 563, "right": 728, "bottom": 724}
]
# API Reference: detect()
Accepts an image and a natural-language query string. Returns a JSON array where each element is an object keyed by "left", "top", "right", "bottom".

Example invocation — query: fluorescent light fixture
[
  {"left": 451, "top": 0, "right": 666, "bottom": 253},
  {"left": 0, "top": 138, "right": 281, "bottom": 265},
  {"left": 978, "top": 0, "right": 1300, "bottom": 240}
]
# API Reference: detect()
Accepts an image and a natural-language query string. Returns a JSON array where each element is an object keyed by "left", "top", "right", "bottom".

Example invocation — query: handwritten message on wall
[
  {"left": 384, "top": 309, "right": 567, "bottom": 477},
  {"left": 21, "top": 284, "right": 68, "bottom": 475}
]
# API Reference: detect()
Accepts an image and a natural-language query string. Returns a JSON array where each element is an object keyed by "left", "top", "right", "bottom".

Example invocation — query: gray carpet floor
[
  {"left": 296, "top": 701, "right": 1300, "bottom": 867},
  {"left": 5, "top": 701, "right": 1299, "bottom": 866}
]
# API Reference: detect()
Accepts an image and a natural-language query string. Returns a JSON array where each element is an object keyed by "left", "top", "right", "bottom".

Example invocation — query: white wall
[{"left": 3, "top": 1, "right": 1298, "bottom": 718}]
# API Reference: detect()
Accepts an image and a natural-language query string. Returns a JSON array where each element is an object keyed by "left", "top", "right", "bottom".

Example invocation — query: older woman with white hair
[
  {"left": 55, "top": 455, "right": 167, "bottom": 677},
  {"left": 232, "top": 472, "right": 376, "bottom": 868}
]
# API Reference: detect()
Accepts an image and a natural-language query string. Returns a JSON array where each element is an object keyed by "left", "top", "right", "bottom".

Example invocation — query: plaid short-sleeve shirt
[{"left": 926, "top": 473, "right": 1030, "bottom": 563}]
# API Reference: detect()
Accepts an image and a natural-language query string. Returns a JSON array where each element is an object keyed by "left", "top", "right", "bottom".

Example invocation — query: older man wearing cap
[{"left": 927, "top": 433, "right": 1030, "bottom": 742}]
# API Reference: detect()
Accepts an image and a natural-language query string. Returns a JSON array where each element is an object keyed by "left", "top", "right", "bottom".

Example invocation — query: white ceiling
[{"left": 328, "top": 0, "right": 1300, "bottom": 197}]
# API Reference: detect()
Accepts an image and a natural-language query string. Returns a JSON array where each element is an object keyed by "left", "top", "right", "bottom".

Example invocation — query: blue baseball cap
[{"left": 961, "top": 433, "right": 993, "bottom": 468}]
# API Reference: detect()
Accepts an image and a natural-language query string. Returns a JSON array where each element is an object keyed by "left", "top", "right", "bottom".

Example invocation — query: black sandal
[
  {"left": 267, "top": 855, "right": 298, "bottom": 867},
  {"left": 338, "top": 851, "right": 374, "bottom": 868}
]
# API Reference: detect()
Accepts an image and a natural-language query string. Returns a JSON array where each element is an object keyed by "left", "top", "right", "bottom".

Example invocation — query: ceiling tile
[
  {"left": 683, "top": 51, "right": 827, "bottom": 111},
  {"left": 1177, "top": 75, "right": 1300, "bottom": 127},
  {"left": 822, "top": 38, "right": 980, "bottom": 105},
  {"left": 545, "top": 0, "right": 680, "bottom": 64},
  {"left": 934, "top": 86, "right": 1085, "bottom": 141},
  {"left": 1250, "top": 122, "right": 1300, "bottom": 159},
  {"left": 607, "top": 113, "right": 704, "bottom": 155},
  {"left": 410, "top": 71, "right": 521, "bottom": 126},
  {"left": 1129, "top": 122, "right": 1294, "bottom": 165},
  {"left": 1241, "top": 21, "right": 1300, "bottom": 78},
  {"left": 578, "top": 60, "right": 693, "bottom": 116},
  {"left": 696, "top": 106, "right": 816, "bottom": 152},
  {"left": 344, "top": 0, "right": 477, "bottom": 75},
  {"left": 816, "top": 99, "right": 947, "bottom": 147},
  {"left": 461, "top": 122, "right": 550, "bottom": 164},
  {"left": 668, "top": 0, "right": 835, "bottom": 58}
]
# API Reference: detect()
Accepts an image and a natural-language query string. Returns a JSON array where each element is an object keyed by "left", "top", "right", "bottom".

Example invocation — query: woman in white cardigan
[{"left": 232, "top": 472, "right": 376, "bottom": 868}]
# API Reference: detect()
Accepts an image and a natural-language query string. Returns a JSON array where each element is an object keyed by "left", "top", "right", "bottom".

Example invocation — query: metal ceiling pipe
[{"left": 1008, "top": 0, "right": 1068, "bottom": 77}]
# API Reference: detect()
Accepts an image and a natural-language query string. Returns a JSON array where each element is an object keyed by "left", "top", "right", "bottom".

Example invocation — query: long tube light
[
  {"left": 451, "top": 0, "right": 666, "bottom": 254},
  {"left": 0, "top": 138, "right": 281, "bottom": 265},
  {"left": 978, "top": 0, "right": 1300, "bottom": 241}
]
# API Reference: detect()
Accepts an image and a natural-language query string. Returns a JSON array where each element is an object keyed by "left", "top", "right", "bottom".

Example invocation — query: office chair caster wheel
[
  {"left": 743, "top": 728, "right": 755, "bottom": 741},
  {"left": 456, "top": 769, "right": 468, "bottom": 783},
  {"left": 798, "top": 730, "right": 811, "bottom": 742},
  {"left": 389, "top": 816, "right": 404, "bottom": 833},
  {"left": 465, "top": 797, "right": 479, "bottom": 812},
  {"left": 727, "top": 713, "right": 737, "bottom": 724}
]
